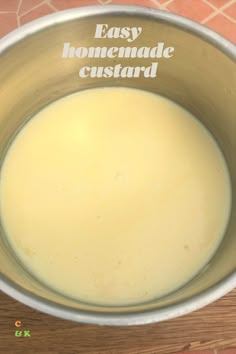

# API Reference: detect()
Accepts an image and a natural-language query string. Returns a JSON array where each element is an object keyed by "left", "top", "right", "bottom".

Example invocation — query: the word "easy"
[{"left": 94, "top": 24, "right": 142, "bottom": 42}]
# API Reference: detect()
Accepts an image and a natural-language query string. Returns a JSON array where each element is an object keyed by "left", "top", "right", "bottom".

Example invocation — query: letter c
[
  {"left": 15, "top": 321, "right": 21, "bottom": 327},
  {"left": 79, "top": 66, "right": 90, "bottom": 78}
]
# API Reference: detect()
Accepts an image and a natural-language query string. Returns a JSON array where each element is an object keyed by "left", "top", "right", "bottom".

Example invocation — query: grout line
[
  {"left": 202, "top": 6, "right": 236, "bottom": 24},
  {"left": 17, "top": 0, "right": 21, "bottom": 11},
  {"left": 201, "top": 9, "right": 219, "bottom": 24},
  {"left": 46, "top": 0, "right": 58, "bottom": 12},
  {"left": 158, "top": 0, "right": 174, "bottom": 9},
  {"left": 151, "top": 0, "right": 161, "bottom": 8},
  {"left": 16, "top": 0, "right": 23, "bottom": 26},
  {"left": 201, "top": 0, "right": 236, "bottom": 24},
  {"left": 19, "top": 0, "right": 47, "bottom": 18},
  {"left": 223, "top": 0, "right": 236, "bottom": 8},
  {"left": 98, "top": 0, "right": 113, "bottom": 4},
  {"left": 0, "top": 11, "right": 16, "bottom": 14},
  {"left": 219, "top": 0, "right": 236, "bottom": 10},
  {"left": 220, "top": 11, "right": 236, "bottom": 24},
  {"left": 204, "top": 0, "right": 236, "bottom": 10},
  {"left": 16, "top": 0, "right": 21, "bottom": 13},
  {"left": 203, "top": 0, "right": 223, "bottom": 11}
]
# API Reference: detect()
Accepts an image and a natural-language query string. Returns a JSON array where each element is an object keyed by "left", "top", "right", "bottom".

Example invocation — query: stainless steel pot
[{"left": 0, "top": 6, "right": 235, "bottom": 325}]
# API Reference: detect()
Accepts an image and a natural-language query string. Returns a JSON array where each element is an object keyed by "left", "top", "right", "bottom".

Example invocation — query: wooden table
[{"left": 1, "top": 289, "right": 236, "bottom": 354}]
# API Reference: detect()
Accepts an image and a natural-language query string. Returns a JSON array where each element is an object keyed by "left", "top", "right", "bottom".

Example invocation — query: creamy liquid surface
[{"left": 0, "top": 88, "right": 231, "bottom": 305}]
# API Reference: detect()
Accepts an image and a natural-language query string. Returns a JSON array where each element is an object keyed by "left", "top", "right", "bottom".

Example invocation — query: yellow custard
[{"left": 0, "top": 87, "right": 231, "bottom": 305}]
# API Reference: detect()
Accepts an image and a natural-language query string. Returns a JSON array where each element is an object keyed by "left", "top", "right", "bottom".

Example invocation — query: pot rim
[{"left": 0, "top": 5, "right": 235, "bottom": 325}]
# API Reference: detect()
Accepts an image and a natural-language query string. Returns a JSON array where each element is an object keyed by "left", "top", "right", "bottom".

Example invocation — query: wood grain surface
[{"left": 1, "top": 289, "right": 236, "bottom": 354}]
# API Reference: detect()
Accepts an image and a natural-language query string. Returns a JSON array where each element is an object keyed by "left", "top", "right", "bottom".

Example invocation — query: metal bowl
[{"left": 0, "top": 5, "right": 235, "bottom": 325}]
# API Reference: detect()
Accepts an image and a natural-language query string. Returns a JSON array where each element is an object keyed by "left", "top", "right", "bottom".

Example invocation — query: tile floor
[
  {"left": 0, "top": 0, "right": 235, "bottom": 353},
  {"left": 0, "top": 0, "right": 236, "bottom": 42}
]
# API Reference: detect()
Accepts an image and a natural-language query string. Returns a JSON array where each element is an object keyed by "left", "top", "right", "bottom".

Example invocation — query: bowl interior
[{"left": 0, "top": 8, "right": 235, "bottom": 321}]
